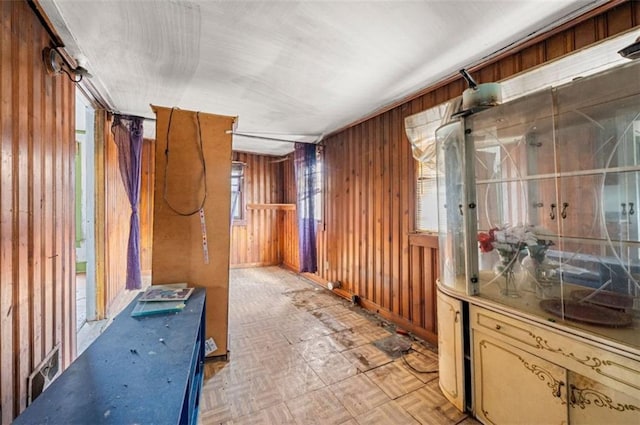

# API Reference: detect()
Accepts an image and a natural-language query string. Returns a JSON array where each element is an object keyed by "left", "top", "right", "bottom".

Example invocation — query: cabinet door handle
[
  {"left": 555, "top": 381, "right": 564, "bottom": 398},
  {"left": 458, "top": 204, "right": 464, "bottom": 216},
  {"left": 561, "top": 202, "right": 569, "bottom": 219},
  {"left": 495, "top": 324, "right": 501, "bottom": 330},
  {"left": 550, "top": 203, "right": 556, "bottom": 220},
  {"left": 629, "top": 202, "right": 634, "bottom": 216}
]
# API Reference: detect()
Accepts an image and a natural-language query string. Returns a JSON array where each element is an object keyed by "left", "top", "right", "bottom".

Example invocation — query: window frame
[{"left": 231, "top": 161, "right": 246, "bottom": 226}]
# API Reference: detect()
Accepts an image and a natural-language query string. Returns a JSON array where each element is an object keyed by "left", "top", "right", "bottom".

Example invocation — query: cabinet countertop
[{"left": 438, "top": 278, "right": 639, "bottom": 360}]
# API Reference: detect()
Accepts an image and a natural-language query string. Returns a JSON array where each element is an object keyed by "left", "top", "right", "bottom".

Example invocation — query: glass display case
[{"left": 437, "top": 60, "right": 640, "bottom": 350}]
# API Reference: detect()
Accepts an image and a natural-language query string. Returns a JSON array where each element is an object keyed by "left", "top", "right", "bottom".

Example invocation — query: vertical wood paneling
[
  {"left": 1, "top": 3, "right": 16, "bottom": 421},
  {"left": 139, "top": 138, "right": 155, "bottom": 275},
  {"left": 229, "top": 152, "right": 284, "bottom": 268},
  {"left": 302, "top": 2, "right": 639, "bottom": 345},
  {"left": 0, "top": 1, "right": 76, "bottom": 420},
  {"left": 15, "top": 4, "right": 31, "bottom": 410}
]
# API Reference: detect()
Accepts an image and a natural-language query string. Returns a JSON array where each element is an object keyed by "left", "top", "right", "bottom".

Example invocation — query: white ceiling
[{"left": 40, "top": 0, "right": 606, "bottom": 156}]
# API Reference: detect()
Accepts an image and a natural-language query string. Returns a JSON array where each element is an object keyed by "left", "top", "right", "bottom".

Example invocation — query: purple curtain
[
  {"left": 294, "top": 143, "right": 317, "bottom": 273},
  {"left": 112, "top": 115, "right": 143, "bottom": 290}
]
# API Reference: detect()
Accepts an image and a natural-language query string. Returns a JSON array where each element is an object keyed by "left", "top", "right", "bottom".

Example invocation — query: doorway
[{"left": 75, "top": 93, "right": 97, "bottom": 336}]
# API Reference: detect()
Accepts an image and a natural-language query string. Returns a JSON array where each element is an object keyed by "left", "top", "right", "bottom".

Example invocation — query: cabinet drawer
[{"left": 469, "top": 305, "right": 640, "bottom": 396}]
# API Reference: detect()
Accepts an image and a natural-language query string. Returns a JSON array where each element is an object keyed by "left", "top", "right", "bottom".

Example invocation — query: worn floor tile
[
  {"left": 307, "top": 352, "right": 360, "bottom": 385},
  {"left": 342, "top": 343, "right": 393, "bottom": 373},
  {"left": 365, "top": 361, "right": 424, "bottom": 399},
  {"left": 327, "top": 328, "right": 372, "bottom": 351},
  {"left": 397, "top": 380, "right": 468, "bottom": 424},
  {"left": 330, "top": 374, "right": 390, "bottom": 417},
  {"left": 286, "top": 387, "right": 353, "bottom": 425},
  {"left": 355, "top": 400, "right": 421, "bottom": 425},
  {"left": 397, "top": 349, "right": 440, "bottom": 384},
  {"left": 272, "top": 362, "right": 326, "bottom": 400},
  {"left": 199, "top": 267, "right": 473, "bottom": 425},
  {"left": 228, "top": 402, "right": 297, "bottom": 425},
  {"left": 294, "top": 334, "right": 343, "bottom": 362}
]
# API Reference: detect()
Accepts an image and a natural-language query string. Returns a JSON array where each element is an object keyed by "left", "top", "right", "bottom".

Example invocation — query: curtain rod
[
  {"left": 227, "top": 131, "right": 322, "bottom": 144},
  {"left": 109, "top": 112, "right": 156, "bottom": 122}
]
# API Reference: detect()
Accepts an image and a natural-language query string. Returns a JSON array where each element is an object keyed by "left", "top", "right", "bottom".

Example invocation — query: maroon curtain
[
  {"left": 294, "top": 143, "right": 318, "bottom": 273},
  {"left": 111, "top": 115, "right": 143, "bottom": 290}
]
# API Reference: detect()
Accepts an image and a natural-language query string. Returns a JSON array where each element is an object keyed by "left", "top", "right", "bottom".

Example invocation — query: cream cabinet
[
  {"left": 567, "top": 373, "right": 640, "bottom": 424},
  {"left": 472, "top": 330, "right": 567, "bottom": 424},
  {"left": 437, "top": 290, "right": 465, "bottom": 411},
  {"left": 435, "top": 59, "right": 640, "bottom": 424},
  {"left": 469, "top": 303, "right": 640, "bottom": 425}
]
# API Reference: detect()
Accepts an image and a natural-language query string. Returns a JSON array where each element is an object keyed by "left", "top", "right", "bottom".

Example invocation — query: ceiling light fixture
[
  {"left": 42, "top": 46, "right": 92, "bottom": 83},
  {"left": 618, "top": 35, "right": 640, "bottom": 60}
]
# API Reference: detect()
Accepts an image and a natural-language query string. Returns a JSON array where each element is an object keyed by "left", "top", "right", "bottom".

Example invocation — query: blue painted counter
[{"left": 13, "top": 288, "right": 206, "bottom": 425}]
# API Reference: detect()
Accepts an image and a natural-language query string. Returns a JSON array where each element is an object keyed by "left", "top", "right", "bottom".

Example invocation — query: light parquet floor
[{"left": 199, "top": 267, "right": 480, "bottom": 425}]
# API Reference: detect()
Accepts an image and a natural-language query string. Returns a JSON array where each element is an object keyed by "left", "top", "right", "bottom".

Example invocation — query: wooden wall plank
[
  {"left": 14, "top": 5, "right": 31, "bottom": 410},
  {"left": 29, "top": 21, "right": 44, "bottom": 375},
  {"left": 373, "top": 115, "right": 383, "bottom": 306},
  {"left": 0, "top": 1, "right": 76, "bottom": 419},
  {"left": 390, "top": 108, "right": 400, "bottom": 315},
  {"left": 364, "top": 120, "right": 372, "bottom": 299},
  {"left": 140, "top": 138, "right": 155, "bottom": 275},
  {"left": 1, "top": 2, "right": 16, "bottom": 420}
]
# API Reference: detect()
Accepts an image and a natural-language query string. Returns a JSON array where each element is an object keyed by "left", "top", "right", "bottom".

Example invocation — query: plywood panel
[
  {"left": 0, "top": 1, "right": 76, "bottom": 420},
  {"left": 152, "top": 106, "right": 234, "bottom": 357}
]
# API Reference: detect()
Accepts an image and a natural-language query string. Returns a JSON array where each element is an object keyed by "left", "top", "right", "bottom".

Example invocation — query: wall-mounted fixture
[
  {"left": 618, "top": 35, "right": 640, "bottom": 60},
  {"left": 42, "top": 46, "right": 91, "bottom": 82}
]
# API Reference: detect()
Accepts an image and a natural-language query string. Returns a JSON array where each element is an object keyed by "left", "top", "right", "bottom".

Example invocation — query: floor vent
[{"left": 28, "top": 344, "right": 61, "bottom": 405}]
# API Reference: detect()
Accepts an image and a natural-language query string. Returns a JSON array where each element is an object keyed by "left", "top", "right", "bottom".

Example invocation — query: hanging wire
[
  {"left": 162, "top": 108, "right": 207, "bottom": 216},
  {"left": 401, "top": 345, "right": 439, "bottom": 374}
]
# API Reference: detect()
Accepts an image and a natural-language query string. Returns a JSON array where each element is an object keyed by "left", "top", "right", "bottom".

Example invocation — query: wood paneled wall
[
  {"left": 0, "top": 2, "right": 76, "bottom": 421},
  {"left": 140, "top": 138, "right": 155, "bottom": 276},
  {"left": 310, "top": 2, "right": 640, "bottom": 345},
  {"left": 230, "top": 152, "right": 284, "bottom": 268}
]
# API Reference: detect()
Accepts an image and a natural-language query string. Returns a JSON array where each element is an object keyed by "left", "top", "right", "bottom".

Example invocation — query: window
[
  {"left": 416, "top": 161, "right": 438, "bottom": 232},
  {"left": 296, "top": 146, "right": 323, "bottom": 222},
  {"left": 231, "top": 162, "right": 245, "bottom": 223},
  {"left": 406, "top": 101, "right": 456, "bottom": 232}
]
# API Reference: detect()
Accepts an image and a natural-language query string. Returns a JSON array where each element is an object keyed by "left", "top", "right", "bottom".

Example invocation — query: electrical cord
[
  {"left": 162, "top": 108, "right": 207, "bottom": 216},
  {"left": 401, "top": 345, "right": 439, "bottom": 374}
]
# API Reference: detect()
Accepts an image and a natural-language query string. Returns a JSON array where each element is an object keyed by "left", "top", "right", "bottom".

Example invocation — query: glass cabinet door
[
  {"left": 551, "top": 61, "right": 640, "bottom": 345},
  {"left": 436, "top": 121, "right": 466, "bottom": 291},
  {"left": 467, "top": 89, "right": 559, "bottom": 300}
]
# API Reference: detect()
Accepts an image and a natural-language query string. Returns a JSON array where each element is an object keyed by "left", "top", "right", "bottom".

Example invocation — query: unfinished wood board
[{"left": 151, "top": 105, "right": 234, "bottom": 356}]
